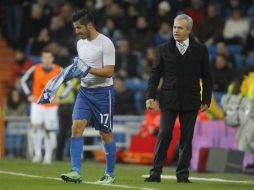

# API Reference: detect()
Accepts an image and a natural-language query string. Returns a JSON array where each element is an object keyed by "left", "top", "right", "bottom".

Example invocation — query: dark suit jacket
[{"left": 146, "top": 36, "right": 213, "bottom": 111}]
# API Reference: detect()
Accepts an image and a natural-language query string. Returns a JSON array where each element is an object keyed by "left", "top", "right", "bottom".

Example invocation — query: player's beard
[{"left": 79, "top": 31, "right": 90, "bottom": 39}]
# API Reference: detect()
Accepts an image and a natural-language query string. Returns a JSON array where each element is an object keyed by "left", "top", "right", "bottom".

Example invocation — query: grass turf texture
[{"left": 0, "top": 159, "right": 253, "bottom": 190}]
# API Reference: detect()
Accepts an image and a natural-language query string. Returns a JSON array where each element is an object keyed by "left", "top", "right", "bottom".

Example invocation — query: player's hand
[
  {"left": 200, "top": 104, "right": 208, "bottom": 112},
  {"left": 28, "top": 95, "right": 37, "bottom": 103},
  {"left": 146, "top": 99, "right": 159, "bottom": 111},
  {"left": 75, "top": 57, "right": 91, "bottom": 77},
  {"left": 51, "top": 96, "right": 60, "bottom": 104}
]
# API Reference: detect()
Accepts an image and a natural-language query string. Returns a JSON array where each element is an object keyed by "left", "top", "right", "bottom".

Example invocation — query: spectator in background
[
  {"left": 243, "top": 23, "right": 254, "bottom": 57},
  {"left": 114, "top": 78, "right": 137, "bottom": 115},
  {"left": 4, "top": 88, "right": 27, "bottom": 117},
  {"left": 101, "top": 17, "right": 123, "bottom": 46},
  {"left": 27, "top": 3, "right": 49, "bottom": 45},
  {"left": 223, "top": 8, "right": 250, "bottom": 44},
  {"left": 12, "top": 48, "right": 34, "bottom": 81},
  {"left": 222, "top": 0, "right": 247, "bottom": 19},
  {"left": 36, "top": 0, "right": 53, "bottom": 26},
  {"left": 141, "top": 46, "right": 156, "bottom": 80},
  {"left": 4, "top": 0, "right": 23, "bottom": 46},
  {"left": 4, "top": 87, "right": 28, "bottom": 158},
  {"left": 59, "top": 3, "right": 76, "bottom": 55},
  {"left": 211, "top": 54, "right": 235, "bottom": 92},
  {"left": 153, "top": 21, "right": 172, "bottom": 45},
  {"left": 135, "top": 101, "right": 160, "bottom": 138},
  {"left": 45, "top": 41, "right": 71, "bottom": 68},
  {"left": 123, "top": 3, "right": 140, "bottom": 31},
  {"left": 247, "top": 0, "right": 254, "bottom": 22},
  {"left": 212, "top": 41, "right": 236, "bottom": 68},
  {"left": 195, "top": 3, "right": 224, "bottom": 45},
  {"left": 228, "top": 65, "right": 254, "bottom": 94},
  {"left": 84, "top": 0, "right": 95, "bottom": 11},
  {"left": 96, "top": 1, "right": 124, "bottom": 30},
  {"left": 128, "top": 15, "right": 153, "bottom": 55},
  {"left": 60, "top": 2, "right": 75, "bottom": 29},
  {"left": 184, "top": 0, "right": 206, "bottom": 32},
  {"left": 48, "top": 16, "right": 65, "bottom": 45},
  {"left": 12, "top": 74, "right": 24, "bottom": 93},
  {"left": 153, "top": 1, "right": 174, "bottom": 29},
  {"left": 115, "top": 39, "right": 140, "bottom": 79},
  {"left": 169, "top": 0, "right": 189, "bottom": 16},
  {"left": 31, "top": 28, "right": 51, "bottom": 55}
]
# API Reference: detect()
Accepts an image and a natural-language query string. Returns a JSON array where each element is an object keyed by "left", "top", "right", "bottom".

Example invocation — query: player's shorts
[
  {"left": 30, "top": 103, "right": 59, "bottom": 130},
  {"left": 72, "top": 85, "right": 115, "bottom": 133}
]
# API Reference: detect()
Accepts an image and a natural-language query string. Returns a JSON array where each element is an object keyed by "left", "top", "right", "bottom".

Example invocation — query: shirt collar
[{"left": 176, "top": 38, "right": 189, "bottom": 47}]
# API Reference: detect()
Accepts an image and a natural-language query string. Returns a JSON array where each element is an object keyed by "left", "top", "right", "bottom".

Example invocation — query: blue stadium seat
[
  {"left": 125, "top": 79, "right": 147, "bottom": 115},
  {"left": 30, "top": 55, "right": 41, "bottom": 64},
  {"left": 246, "top": 56, "right": 254, "bottom": 65},
  {"left": 234, "top": 54, "right": 245, "bottom": 68},
  {"left": 207, "top": 45, "right": 216, "bottom": 56},
  {"left": 227, "top": 45, "right": 243, "bottom": 54},
  {"left": 213, "top": 91, "right": 226, "bottom": 107}
]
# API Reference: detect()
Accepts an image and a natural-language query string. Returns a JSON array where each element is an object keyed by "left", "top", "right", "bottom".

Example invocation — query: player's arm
[
  {"left": 89, "top": 65, "right": 114, "bottom": 78},
  {"left": 20, "top": 66, "right": 36, "bottom": 102}
]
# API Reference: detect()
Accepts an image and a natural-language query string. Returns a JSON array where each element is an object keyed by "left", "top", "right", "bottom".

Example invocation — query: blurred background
[{"left": 0, "top": 0, "right": 254, "bottom": 175}]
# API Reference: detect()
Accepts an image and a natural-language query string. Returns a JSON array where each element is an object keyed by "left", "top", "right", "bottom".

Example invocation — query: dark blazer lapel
[{"left": 183, "top": 36, "right": 197, "bottom": 57}]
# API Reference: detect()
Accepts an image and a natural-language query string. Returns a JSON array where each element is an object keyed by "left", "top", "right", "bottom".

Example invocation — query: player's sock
[
  {"left": 104, "top": 141, "right": 116, "bottom": 177},
  {"left": 32, "top": 128, "right": 43, "bottom": 160},
  {"left": 70, "top": 136, "right": 84, "bottom": 174}
]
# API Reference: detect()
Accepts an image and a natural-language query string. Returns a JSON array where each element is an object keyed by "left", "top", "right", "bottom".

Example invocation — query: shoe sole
[{"left": 60, "top": 175, "right": 82, "bottom": 184}]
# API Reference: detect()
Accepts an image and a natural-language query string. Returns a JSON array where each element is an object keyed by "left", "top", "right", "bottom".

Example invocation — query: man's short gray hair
[{"left": 174, "top": 14, "right": 193, "bottom": 30}]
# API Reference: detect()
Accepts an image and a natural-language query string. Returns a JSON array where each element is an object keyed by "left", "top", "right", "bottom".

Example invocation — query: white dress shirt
[{"left": 176, "top": 38, "right": 189, "bottom": 55}]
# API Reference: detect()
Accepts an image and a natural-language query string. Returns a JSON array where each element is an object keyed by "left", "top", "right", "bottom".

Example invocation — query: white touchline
[
  {"left": 142, "top": 175, "right": 254, "bottom": 184},
  {"left": 0, "top": 170, "right": 156, "bottom": 190}
]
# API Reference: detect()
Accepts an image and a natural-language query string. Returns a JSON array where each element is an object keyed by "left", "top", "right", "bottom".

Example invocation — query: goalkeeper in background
[{"left": 59, "top": 9, "right": 116, "bottom": 184}]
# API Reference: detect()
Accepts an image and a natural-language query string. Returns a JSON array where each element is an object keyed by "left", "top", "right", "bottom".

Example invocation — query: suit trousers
[{"left": 150, "top": 109, "right": 198, "bottom": 180}]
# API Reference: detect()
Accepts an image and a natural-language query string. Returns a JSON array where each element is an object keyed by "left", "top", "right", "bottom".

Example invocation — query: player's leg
[
  {"left": 30, "top": 103, "right": 43, "bottom": 163},
  {"left": 43, "top": 106, "right": 59, "bottom": 164},
  {"left": 91, "top": 85, "right": 116, "bottom": 184},
  {"left": 43, "top": 130, "right": 57, "bottom": 164},
  {"left": 60, "top": 119, "right": 87, "bottom": 183},
  {"left": 61, "top": 88, "right": 91, "bottom": 183},
  {"left": 97, "top": 131, "right": 116, "bottom": 184}
]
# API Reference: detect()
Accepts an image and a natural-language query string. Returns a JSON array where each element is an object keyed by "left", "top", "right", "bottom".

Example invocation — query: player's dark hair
[
  {"left": 41, "top": 48, "right": 53, "bottom": 56},
  {"left": 72, "top": 9, "right": 95, "bottom": 25}
]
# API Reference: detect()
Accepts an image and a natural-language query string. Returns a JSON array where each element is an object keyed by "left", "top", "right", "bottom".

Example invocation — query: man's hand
[
  {"left": 28, "top": 95, "right": 37, "bottom": 103},
  {"left": 51, "top": 96, "right": 60, "bottom": 104},
  {"left": 200, "top": 104, "right": 208, "bottom": 112},
  {"left": 146, "top": 99, "right": 159, "bottom": 112},
  {"left": 76, "top": 57, "right": 91, "bottom": 77}
]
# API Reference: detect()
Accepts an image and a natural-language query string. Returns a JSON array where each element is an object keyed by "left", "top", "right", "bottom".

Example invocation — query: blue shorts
[{"left": 72, "top": 85, "right": 115, "bottom": 133}]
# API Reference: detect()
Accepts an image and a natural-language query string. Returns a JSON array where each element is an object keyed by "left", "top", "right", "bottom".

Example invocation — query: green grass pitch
[{"left": 0, "top": 159, "right": 253, "bottom": 190}]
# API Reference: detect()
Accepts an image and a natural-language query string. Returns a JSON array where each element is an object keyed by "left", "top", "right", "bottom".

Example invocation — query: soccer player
[
  {"left": 60, "top": 9, "right": 116, "bottom": 184},
  {"left": 21, "top": 49, "right": 61, "bottom": 164}
]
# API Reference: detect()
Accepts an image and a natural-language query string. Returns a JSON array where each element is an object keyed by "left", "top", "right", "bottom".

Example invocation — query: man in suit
[{"left": 144, "top": 14, "right": 213, "bottom": 183}]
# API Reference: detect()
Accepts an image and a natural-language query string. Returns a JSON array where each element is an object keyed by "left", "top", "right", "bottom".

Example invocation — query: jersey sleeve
[
  {"left": 102, "top": 38, "right": 115, "bottom": 66},
  {"left": 20, "top": 66, "right": 35, "bottom": 96}
]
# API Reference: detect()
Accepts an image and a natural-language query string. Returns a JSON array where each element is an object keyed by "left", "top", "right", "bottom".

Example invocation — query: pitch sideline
[
  {"left": 0, "top": 170, "right": 156, "bottom": 190},
  {"left": 142, "top": 174, "right": 254, "bottom": 184}
]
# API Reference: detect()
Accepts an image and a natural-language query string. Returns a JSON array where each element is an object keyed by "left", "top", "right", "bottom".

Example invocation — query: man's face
[
  {"left": 173, "top": 19, "right": 191, "bottom": 42},
  {"left": 73, "top": 21, "right": 90, "bottom": 39},
  {"left": 41, "top": 52, "right": 54, "bottom": 68}
]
